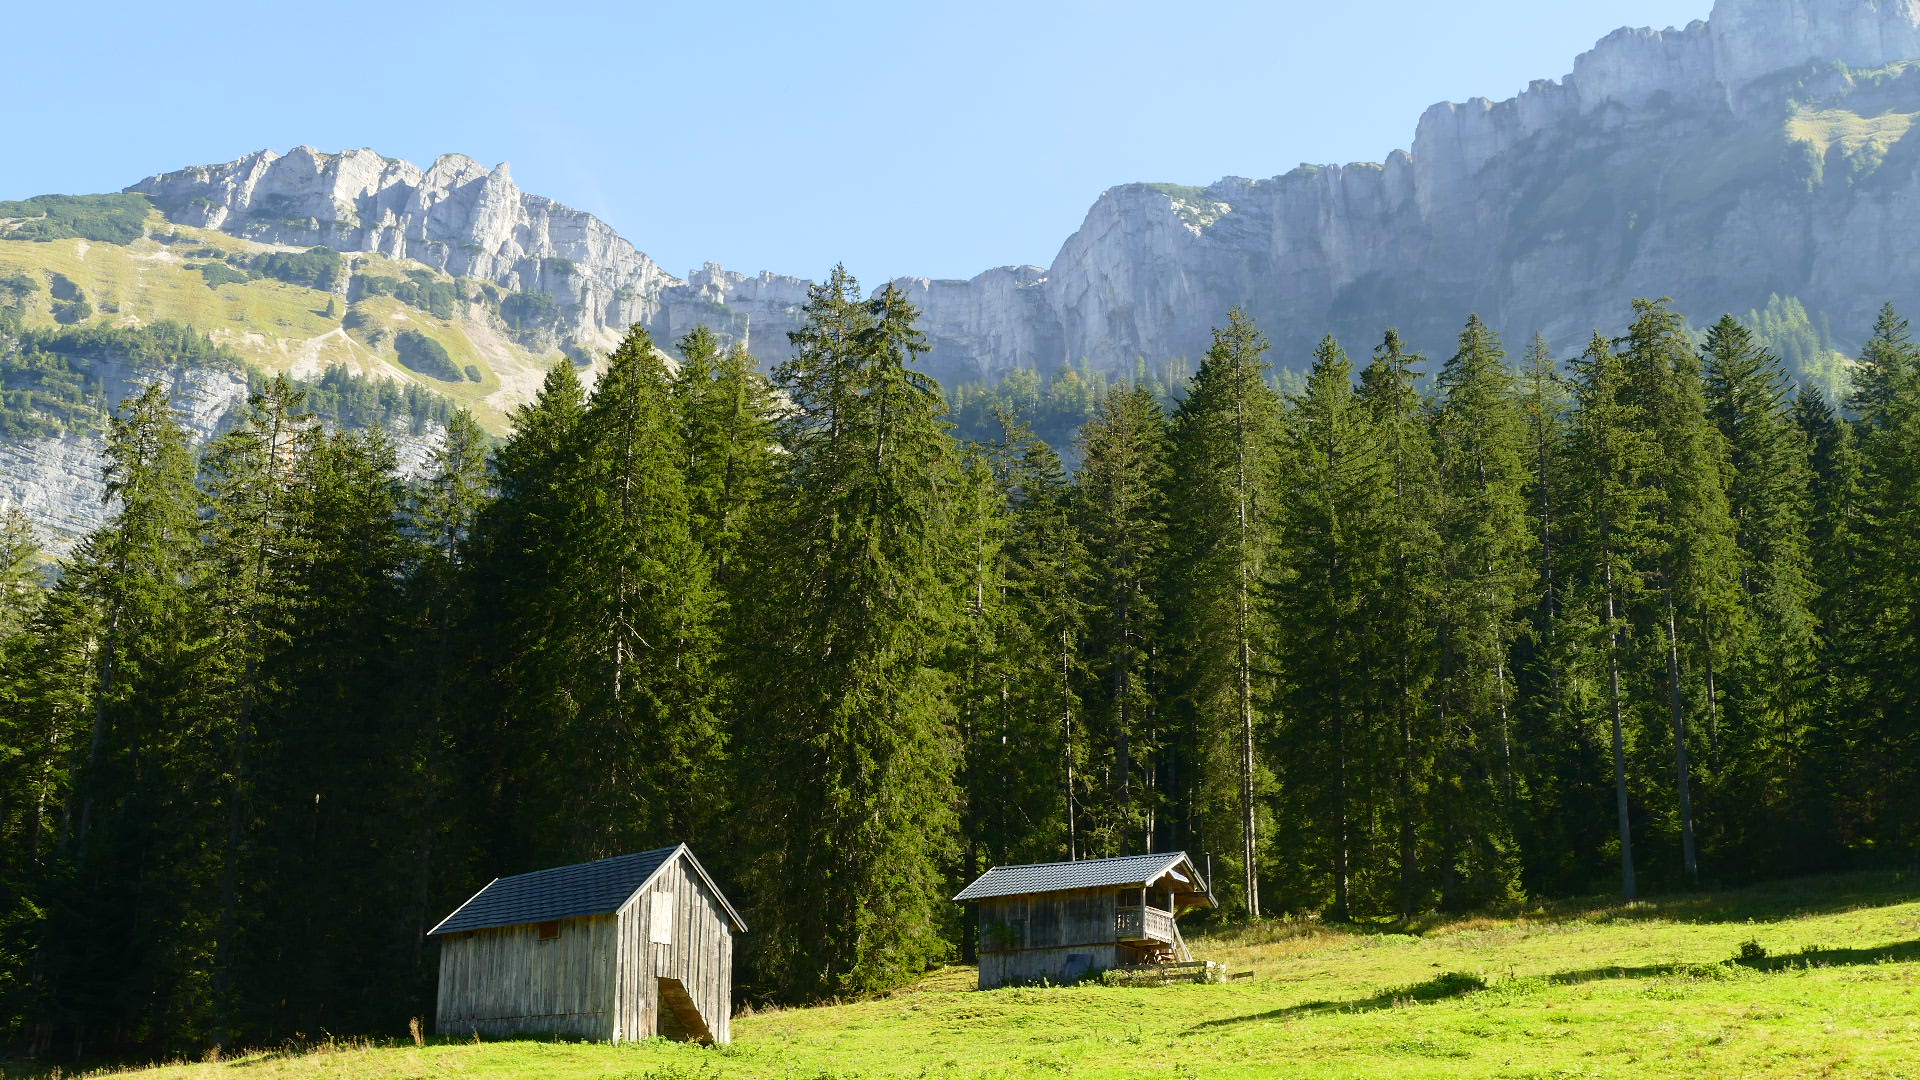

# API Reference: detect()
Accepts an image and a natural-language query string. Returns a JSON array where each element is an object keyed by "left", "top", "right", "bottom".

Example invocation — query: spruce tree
[
  {"left": 1844, "top": 305, "right": 1920, "bottom": 846},
  {"left": 1429, "top": 316, "right": 1531, "bottom": 908},
  {"left": 241, "top": 427, "right": 411, "bottom": 1037},
  {"left": 743, "top": 275, "right": 963, "bottom": 999},
  {"left": 42, "top": 383, "right": 212, "bottom": 1054},
  {"left": 1072, "top": 384, "right": 1172, "bottom": 859},
  {"left": 561, "top": 325, "right": 724, "bottom": 853},
  {"left": 1563, "top": 332, "right": 1659, "bottom": 898},
  {"left": 1620, "top": 299, "right": 1746, "bottom": 884},
  {"left": 1269, "top": 335, "right": 1383, "bottom": 919},
  {"left": 1354, "top": 329, "right": 1441, "bottom": 916},
  {"left": 675, "top": 332, "right": 778, "bottom": 586},
  {"left": 1513, "top": 335, "right": 1611, "bottom": 897},
  {"left": 197, "top": 376, "right": 319, "bottom": 1035},
  {"left": 1701, "top": 315, "right": 1820, "bottom": 858},
  {"left": 1166, "top": 308, "right": 1281, "bottom": 916},
  {"left": 0, "top": 508, "right": 39, "bottom": 639},
  {"left": 950, "top": 442, "right": 1013, "bottom": 947},
  {"left": 1794, "top": 389, "right": 1870, "bottom": 861},
  {"left": 469, "top": 360, "right": 588, "bottom": 866},
  {"left": 398, "top": 410, "right": 491, "bottom": 991},
  {"left": 988, "top": 412, "right": 1088, "bottom": 864}
]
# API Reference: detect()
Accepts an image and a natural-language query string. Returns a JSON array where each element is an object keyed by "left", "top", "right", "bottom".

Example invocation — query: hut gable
[
  {"left": 430, "top": 844, "right": 744, "bottom": 1044},
  {"left": 954, "top": 852, "right": 1214, "bottom": 990},
  {"left": 430, "top": 845, "right": 746, "bottom": 937}
]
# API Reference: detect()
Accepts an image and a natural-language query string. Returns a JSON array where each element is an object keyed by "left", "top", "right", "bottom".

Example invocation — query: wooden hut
[
  {"left": 428, "top": 844, "right": 746, "bottom": 1044},
  {"left": 953, "top": 852, "right": 1214, "bottom": 989}
]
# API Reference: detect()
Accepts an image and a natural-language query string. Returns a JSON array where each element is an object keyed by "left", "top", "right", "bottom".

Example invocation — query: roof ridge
[
  {"left": 489, "top": 845, "right": 681, "bottom": 884},
  {"left": 980, "top": 851, "right": 1184, "bottom": 872},
  {"left": 428, "top": 846, "right": 700, "bottom": 937},
  {"left": 953, "top": 851, "right": 1208, "bottom": 904}
]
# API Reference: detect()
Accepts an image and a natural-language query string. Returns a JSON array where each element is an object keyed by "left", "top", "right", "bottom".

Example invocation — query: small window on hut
[{"left": 536, "top": 920, "right": 561, "bottom": 941}]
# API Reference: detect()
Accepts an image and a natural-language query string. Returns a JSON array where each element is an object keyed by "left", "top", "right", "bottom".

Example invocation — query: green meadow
[{"left": 43, "top": 871, "right": 1919, "bottom": 1080}]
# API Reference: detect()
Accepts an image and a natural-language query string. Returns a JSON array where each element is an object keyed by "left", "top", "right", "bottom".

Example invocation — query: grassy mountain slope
[
  {"left": 60, "top": 872, "right": 1920, "bottom": 1080},
  {"left": 0, "top": 204, "right": 573, "bottom": 431}
]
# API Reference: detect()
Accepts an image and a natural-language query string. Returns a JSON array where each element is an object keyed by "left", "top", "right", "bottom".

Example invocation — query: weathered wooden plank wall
[
  {"left": 614, "top": 854, "right": 735, "bottom": 1043},
  {"left": 977, "top": 887, "right": 1122, "bottom": 989},
  {"left": 980, "top": 943, "right": 1121, "bottom": 987},
  {"left": 434, "top": 915, "right": 617, "bottom": 1040}
]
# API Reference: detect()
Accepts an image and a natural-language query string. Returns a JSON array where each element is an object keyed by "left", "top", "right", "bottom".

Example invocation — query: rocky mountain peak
[
  {"left": 92, "top": 0, "right": 1920, "bottom": 391},
  {"left": 1711, "top": 0, "right": 1920, "bottom": 92}
]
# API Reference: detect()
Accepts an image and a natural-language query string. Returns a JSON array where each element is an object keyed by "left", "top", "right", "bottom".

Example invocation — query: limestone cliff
[
  {"left": 128, "top": 148, "right": 678, "bottom": 354},
  {"left": 111, "top": 0, "right": 1920, "bottom": 388},
  {"left": 15, "top": 0, "right": 1920, "bottom": 557}
]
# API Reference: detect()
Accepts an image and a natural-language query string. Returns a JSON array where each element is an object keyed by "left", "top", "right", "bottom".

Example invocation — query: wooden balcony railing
[{"left": 1114, "top": 905, "right": 1178, "bottom": 945}]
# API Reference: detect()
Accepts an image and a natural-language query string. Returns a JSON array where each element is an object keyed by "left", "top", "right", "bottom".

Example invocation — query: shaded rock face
[
  {"left": 1712, "top": 0, "right": 1920, "bottom": 95},
  {"left": 970, "top": 0, "right": 1920, "bottom": 372},
  {"left": 108, "top": 0, "right": 1920, "bottom": 386},
  {"left": 0, "top": 354, "right": 441, "bottom": 553},
  {"left": 0, "top": 359, "right": 246, "bottom": 546}
]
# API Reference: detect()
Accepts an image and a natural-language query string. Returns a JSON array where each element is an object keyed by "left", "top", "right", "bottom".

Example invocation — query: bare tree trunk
[
  {"left": 1664, "top": 594, "right": 1699, "bottom": 883},
  {"left": 74, "top": 600, "right": 121, "bottom": 866},
  {"left": 1062, "top": 628, "right": 1077, "bottom": 861},
  {"left": 1334, "top": 696, "right": 1351, "bottom": 921},
  {"left": 1235, "top": 385, "right": 1260, "bottom": 917},
  {"left": 1703, "top": 621, "right": 1723, "bottom": 770},
  {"left": 1496, "top": 657, "right": 1515, "bottom": 809},
  {"left": 1397, "top": 694, "right": 1416, "bottom": 920},
  {"left": 1604, "top": 566, "right": 1637, "bottom": 900}
]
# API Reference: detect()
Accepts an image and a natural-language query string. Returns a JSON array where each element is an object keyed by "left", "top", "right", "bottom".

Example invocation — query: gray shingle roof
[
  {"left": 953, "top": 852, "right": 1209, "bottom": 902},
  {"left": 428, "top": 844, "right": 747, "bottom": 936}
]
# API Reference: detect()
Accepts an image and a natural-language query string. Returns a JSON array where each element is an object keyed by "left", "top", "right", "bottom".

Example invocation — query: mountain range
[{"left": 7, "top": 0, "right": 1920, "bottom": 545}]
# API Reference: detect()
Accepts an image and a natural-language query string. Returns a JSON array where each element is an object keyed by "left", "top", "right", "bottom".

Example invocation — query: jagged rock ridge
[{"left": 120, "top": 0, "right": 1920, "bottom": 386}]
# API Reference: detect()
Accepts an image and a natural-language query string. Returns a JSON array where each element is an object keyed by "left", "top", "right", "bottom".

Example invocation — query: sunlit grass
[
  {"left": 37, "top": 870, "right": 1919, "bottom": 1080},
  {"left": 1788, "top": 106, "right": 1919, "bottom": 160},
  {"left": 0, "top": 218, "right": 558, "bottom": 433}
]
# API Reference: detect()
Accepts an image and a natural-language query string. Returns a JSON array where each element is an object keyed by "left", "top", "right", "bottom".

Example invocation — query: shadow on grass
[
  {"left": 1186, "top": 971, "right": 1491, "bottom": 1029},
  {"left": 1186, "top": 939, "right": 1920, "bottom": 1032},
  {"left": 1188, "top": 871, "right": 1920, "bottom": 954},
  {"left": 1411, "top": 870, "right": 1920, "bottom": 935}
]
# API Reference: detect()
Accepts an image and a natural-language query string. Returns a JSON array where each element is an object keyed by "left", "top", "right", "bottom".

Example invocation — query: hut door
[{"left": 655, "top": 977, "right": 713, "bottom": 1043}]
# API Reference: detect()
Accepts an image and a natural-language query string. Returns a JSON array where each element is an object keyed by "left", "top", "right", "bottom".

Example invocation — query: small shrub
[
  {"left": 463, "top": 363, "right": 482, "bottom": 382},
  {"left": 257, "top": 246, "right": 343, "bottom": 291},
  {"left": 195, "top": 262, "right": 250, "bottom": 289},
  {"left": 1399, "top": 971, "right": 1488, "bottom": 1002},
  {"left": 394, "top": 329, "right": 460, "bottom": 381},
  {"left": 501, "top": 290, "right": 560, "bottom": 334},
  {"left": 52, "top": 297, "right": 92, "bottom": 325},
  {"left": 1681, "top": 962, "right": 1740, "bottom": 981},
  {"left": 1737, "top": 939, "right": 1769, "bottom": 963}
]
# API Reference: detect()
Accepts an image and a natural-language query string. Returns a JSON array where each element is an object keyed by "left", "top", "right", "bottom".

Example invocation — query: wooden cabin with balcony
[{"left": 953, "top": 852, "right": 1214, "bottom": 990}]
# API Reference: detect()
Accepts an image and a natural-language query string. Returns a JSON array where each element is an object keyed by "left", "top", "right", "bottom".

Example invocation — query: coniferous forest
[{"left": 3, "top": 270, "right": 1920, "bottom": 1060}]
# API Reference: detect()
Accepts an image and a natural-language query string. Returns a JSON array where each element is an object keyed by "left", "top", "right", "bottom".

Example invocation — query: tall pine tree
[
  {"left": 742, "top": 274, "right": 963, "bottom": 999},
  {"left": 1167, "top": 308, "right": 1281, "bottom": 916}
]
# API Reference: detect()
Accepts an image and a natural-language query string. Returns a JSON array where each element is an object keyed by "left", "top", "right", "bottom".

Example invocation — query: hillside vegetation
[
  {"left": 56, "top": 872, "right": 1920, "bottom": 1080},
  {"left": 0, "top": 205, "right": 572, "bottom": 429}
]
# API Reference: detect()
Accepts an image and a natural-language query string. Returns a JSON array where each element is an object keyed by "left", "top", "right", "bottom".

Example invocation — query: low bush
[{"left": 394, "top": 329, "right": 460, "bottom": 381}]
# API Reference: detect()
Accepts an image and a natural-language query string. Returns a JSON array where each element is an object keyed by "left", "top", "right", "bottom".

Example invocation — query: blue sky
[{"left": 5, "top": 1, "right": 1705, "bottom": 283}]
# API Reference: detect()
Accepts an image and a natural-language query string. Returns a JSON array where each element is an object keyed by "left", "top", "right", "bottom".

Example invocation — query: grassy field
[
  {"left": 39, "top": 871, "right": 1920, "bottom": 1080},
  {"left": 0, "top": 216, "right": 566, "bottom": 431}
]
